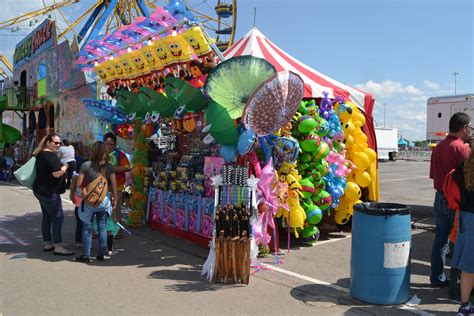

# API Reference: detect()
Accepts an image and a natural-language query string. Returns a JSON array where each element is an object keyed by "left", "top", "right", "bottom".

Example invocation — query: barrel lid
[{"left": 354, "top": 202, "right": 410, "bottom": 216}]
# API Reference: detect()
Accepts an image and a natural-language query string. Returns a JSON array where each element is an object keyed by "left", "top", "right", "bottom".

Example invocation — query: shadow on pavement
[
  {"left": 0, "top": 209, "right": 208, "bottom": 270},
  {"left": 148, "top": 266, "right": 245, "bottom": 292}
]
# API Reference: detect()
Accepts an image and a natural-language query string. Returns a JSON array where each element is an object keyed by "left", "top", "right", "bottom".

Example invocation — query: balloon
[
  {"left": 365, "top": 147, "right": 377, "bottom": 163},
  {"left": 299, "top": 178, "right": 315, "bottom": 199},
  {"left": 344, "top": 181, "right": 361, "bottom": 202},
  {"left": 355, "top": 171, "right": 371, "bottom": 188},
  {"left": 313, "top": 141, "right": 330, "bottom": 160},
  {"left": 297, "top": 115, "right": 318, "bottom": 134},
  {"left": 301, "top": 225, "right": 320, "bottom": 239},
  {"left": 342, "top": 120, "right": 356, "bottom": 135},
  {"left": 220, "top": 145, "right": 237, "bottom": 162},
  {"left": 237, "top": 128, "right": 257, "bottom": 155},
  {"left": 314, "top": 190, "right": 332, "bottom": 211},
  {"left": 352, "top": 152, "right": 370, "bottom": 171},
  {"left": 299, "top": 134, "right": 320, "bottom": 153},
  {"left": 352, "top": 112, "right": 366, "bottom": 128},
  {"left": 334, "top": 209, "right": 352, "bottom": 225},
  {"left": 343, "top": 135, "right": 354, "bottom": 149},
  {"left": 354, "top": 132, "right": 368, "bottom": 144},
  {"left": 304, "top": 204, "right": 323, "bottom": 225},
  {"left": 272, "top": 136, "right": 300, "bottom": 169}
]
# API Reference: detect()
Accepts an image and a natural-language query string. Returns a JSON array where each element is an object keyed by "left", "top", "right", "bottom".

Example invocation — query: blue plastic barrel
[{"left": 350, "top": 202, "right": 411, "bottom": 305}]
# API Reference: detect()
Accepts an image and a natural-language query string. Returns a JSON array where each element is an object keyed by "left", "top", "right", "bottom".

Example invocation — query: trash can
[{"left": 350, "top": 202, "right": 411, "bottom": 305}]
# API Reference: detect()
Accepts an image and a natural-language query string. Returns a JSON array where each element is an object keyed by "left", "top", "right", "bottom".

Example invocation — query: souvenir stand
[{"left": 79, "top": 3, "right": 378, "bottom": 286}]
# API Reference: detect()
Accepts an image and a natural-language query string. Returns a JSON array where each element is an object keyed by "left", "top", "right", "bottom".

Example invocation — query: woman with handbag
[
  {"left": 72, "top": 141, "right": 117, "bottom": 263},
  {"left": 33, "top": 133, "right": 74, "bottom": 255}
]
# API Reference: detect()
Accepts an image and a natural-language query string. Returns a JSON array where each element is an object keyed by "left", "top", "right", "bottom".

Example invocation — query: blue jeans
[
  {"left": 74, "top": 206, "right": 83, "bottom": 243},
  {"left": 431, "top": 191, "right": 455, "bottom": 283},
  {"left": 34, "top": 192, "right": 64, "bottom": 244},
  {"left": 82, "top": 210, "right": 108, "bottom": 257}
]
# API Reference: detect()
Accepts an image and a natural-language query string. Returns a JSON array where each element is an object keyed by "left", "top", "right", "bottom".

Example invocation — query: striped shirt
[{"left": 430, "top": 135, "right": 470, "bottom": 191}]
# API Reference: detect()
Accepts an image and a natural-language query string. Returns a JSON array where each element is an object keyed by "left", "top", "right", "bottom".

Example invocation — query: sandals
[{"left": 74, "top": 255, "right": 92, "bottom": 263}]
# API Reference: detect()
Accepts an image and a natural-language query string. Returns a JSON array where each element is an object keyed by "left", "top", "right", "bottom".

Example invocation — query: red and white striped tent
[
  {"left": 223, "top": 28, "right": 374, "bottom": 114},
  {"left": 223, "top": 28, "right": 379, "bottom": 201}
]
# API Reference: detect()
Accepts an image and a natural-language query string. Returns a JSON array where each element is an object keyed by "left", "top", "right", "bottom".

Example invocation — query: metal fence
[{"left": 397, "top": 150, "right": 432, "bottom": 161}]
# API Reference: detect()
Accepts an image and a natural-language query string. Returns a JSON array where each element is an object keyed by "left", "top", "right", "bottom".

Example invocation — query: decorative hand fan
[
  {"left": 243, "top": 71, "right": 304, "bottom": 136},
  {"left": 204, "top": 56, "right": 276, "bottom": 120}
]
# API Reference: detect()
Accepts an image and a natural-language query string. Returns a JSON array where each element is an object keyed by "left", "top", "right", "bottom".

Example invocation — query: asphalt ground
[{"left": 0, "top": 160, "right": 462, "bottom": 315}]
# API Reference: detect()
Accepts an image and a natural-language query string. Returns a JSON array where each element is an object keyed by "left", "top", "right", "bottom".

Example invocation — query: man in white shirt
[{"left": 58, "top": 139, "right": 76, "bottom": 187}]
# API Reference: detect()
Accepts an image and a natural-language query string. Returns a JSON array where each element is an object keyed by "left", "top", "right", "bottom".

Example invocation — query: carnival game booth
[{"left": 81, "top": 3, "right": 379, "bottom": 284}]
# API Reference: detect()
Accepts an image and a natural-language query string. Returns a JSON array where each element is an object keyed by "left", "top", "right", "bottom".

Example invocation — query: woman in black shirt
[{"left": 33, "top": 133, "right": 73, "bottom": 255}]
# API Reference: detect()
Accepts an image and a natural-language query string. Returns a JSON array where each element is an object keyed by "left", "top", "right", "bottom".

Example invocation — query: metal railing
[{"left": 397, "top": 150, "right": 432, "bottom": 161}]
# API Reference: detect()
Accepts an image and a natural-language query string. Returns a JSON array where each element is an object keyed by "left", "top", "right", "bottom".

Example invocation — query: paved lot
[{"left": 0, "top": 160, "right": 461, "bottom": 315}]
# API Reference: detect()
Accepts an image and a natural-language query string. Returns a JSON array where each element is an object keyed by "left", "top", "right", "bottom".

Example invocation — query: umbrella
[
  {"left": 243, "top": 71, "right": 304, "bottom": 136},
  {"left": 204, "top": 56, "right": 276, "bottom": 120},
  {"left": 138, "top": 87, "right": 178, "bottom": 118},
  {"left": 204, "top": 100, "right": 239, "bottom": 145},
  {"left": 1, "top": 123, "right": 21, "bottom": 147},
  {"left": 164, "top": 77, "right": 208, "bottom": 112},
  {"left": 115, "top": 89, "right": 145, "bottom": 121},
  {"left": 82, "top": 98, "right": 128, "bottom": 124}
]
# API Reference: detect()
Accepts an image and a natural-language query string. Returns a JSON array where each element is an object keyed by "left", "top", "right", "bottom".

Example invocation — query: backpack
[
  {"left": 443, "top": 164, "right": 465, "bottom": 211},
  {"left": 82, "top": 167, "right": 108, "bottom": 207}
]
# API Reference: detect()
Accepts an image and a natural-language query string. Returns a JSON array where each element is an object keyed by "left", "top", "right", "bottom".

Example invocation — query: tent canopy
[
  {"left": 223, "top": 28, "right": 374, "bottom": 115},
  {"left": 398, "top": 139, "right": 408, "bottom": 146}
]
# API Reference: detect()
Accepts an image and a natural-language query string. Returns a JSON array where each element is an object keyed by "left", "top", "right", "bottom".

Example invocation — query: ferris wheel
[{"left": 0, "top": 0, "right": 237, "bottom": 52}]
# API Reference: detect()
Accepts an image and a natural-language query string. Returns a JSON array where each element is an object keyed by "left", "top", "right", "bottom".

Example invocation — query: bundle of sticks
[{"left": 211, "top": 201, "right": 252, "bottom": 284}]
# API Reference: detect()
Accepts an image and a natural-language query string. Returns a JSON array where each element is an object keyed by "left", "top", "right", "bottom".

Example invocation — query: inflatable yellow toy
[
  {"left": 154, "top": 37, "right": 172, "bottom": 67},
  {"left": 166, "top": 34, "right": 193, "bottom": 66},
  {"left": 140, "top": 45, "right": 163, "bottom": 72},
  {"left": 119, "top": 54, "right": 135, "bottom": 79},
  {"left": 128, "top": 50, "right": 148, "bottom": 76},
  {"left": 275, "top": 188, "right": 306, "bottom": 237},
  {"left": 182, "top": 26, "right": 214, "bottom": 62},
  {"left": 110, "top": 59, "right": 125, "bottom": 80},
  {"left": 94, "top": 62, "right": 108, "bottom": 83}
]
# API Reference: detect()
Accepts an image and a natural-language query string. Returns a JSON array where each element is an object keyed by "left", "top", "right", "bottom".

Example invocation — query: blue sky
[{"left": 0, "top": 0, "right": 472, "bottom": 140}]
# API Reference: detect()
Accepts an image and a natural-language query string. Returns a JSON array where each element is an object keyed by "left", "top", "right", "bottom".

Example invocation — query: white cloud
[
  {"left": 357, "top": 80, "right": 431, "bottom": 140},
  {"left": 355, "top": 80, "right": 423, "bottom": 99},
  {"left": 423, "top": 80, "right": 440, "bottom": 90}
]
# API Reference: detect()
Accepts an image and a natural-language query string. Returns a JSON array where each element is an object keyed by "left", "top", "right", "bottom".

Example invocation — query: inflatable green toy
[{"left": 301, "top": 225, "right": 320, "bottom": 239}]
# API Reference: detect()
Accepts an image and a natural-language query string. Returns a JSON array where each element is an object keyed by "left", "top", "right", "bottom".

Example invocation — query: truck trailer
[
  {"left": 375, "top": 126, "right": 399, "bottom": 161},
  {"left": 426, "top": 94, "right": 474, "bottom": 142}
]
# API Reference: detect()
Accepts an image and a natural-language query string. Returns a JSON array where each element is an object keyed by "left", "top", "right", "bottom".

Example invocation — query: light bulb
[
  {"left": 147, "top": 40, "right": 153, "bottom": 46},
  {"left": 94, "top": 61, "right": 99, "bottom": 66},
  {"left": 171, "top": 30, "right": 177, "bottom": 37},
  {"left": 109, "top": 55, "right": 114, "bottom": 60},
  {"left": 127, "top": 47, "right": 132, "bottom": 53}
]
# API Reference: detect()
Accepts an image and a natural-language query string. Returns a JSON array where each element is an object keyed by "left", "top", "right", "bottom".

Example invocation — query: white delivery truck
[
  {"left": 426, "top": 94, "right": 474, "bottom": 142},
  {"left": 375, "top": 127, "right": 399, "bottom": 161}
]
